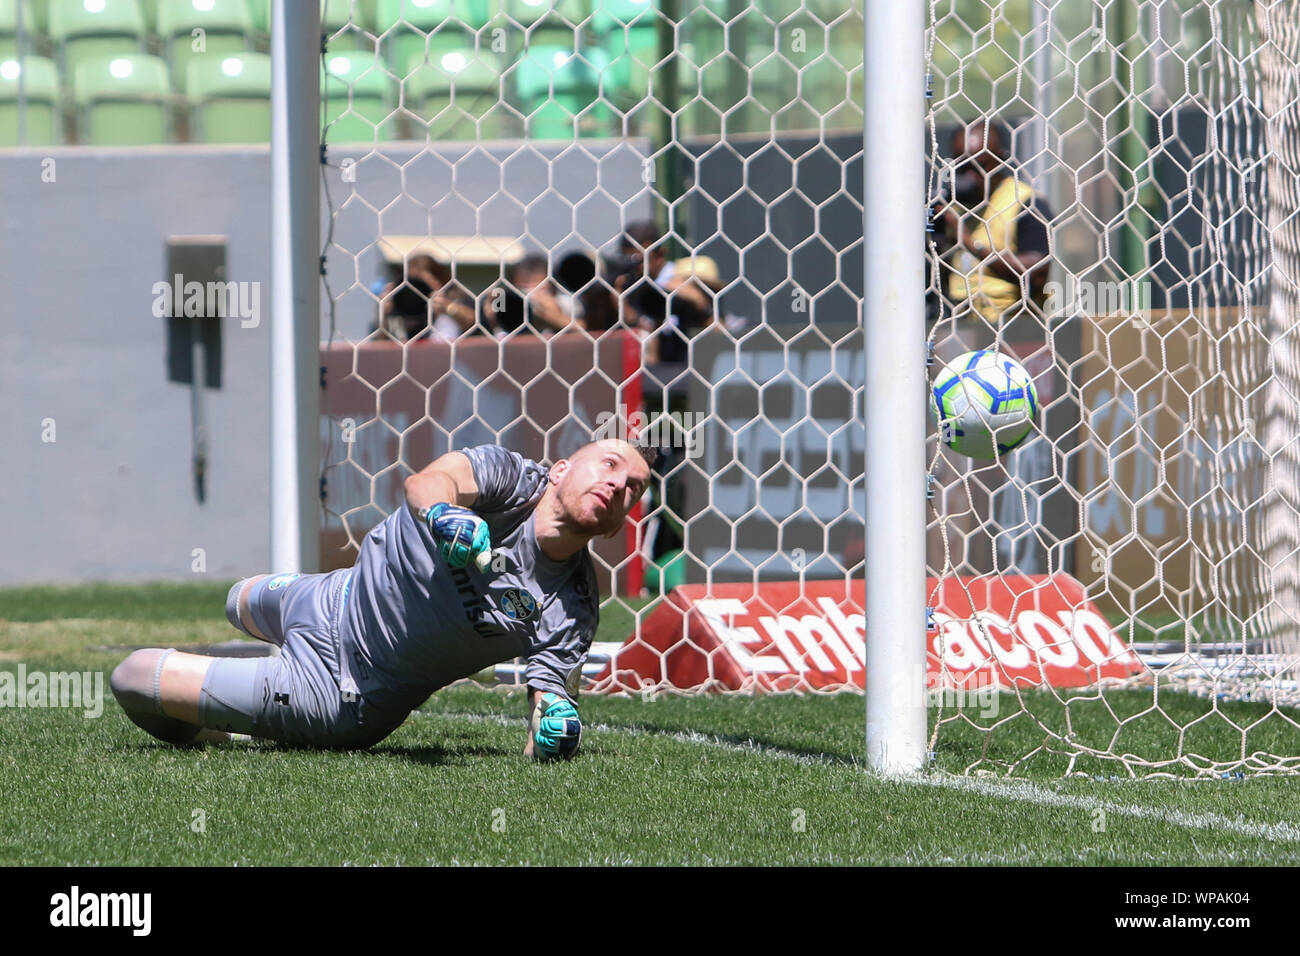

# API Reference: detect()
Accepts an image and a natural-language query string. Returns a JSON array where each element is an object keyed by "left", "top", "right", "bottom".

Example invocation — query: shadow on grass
[
  {"left": 120, "top": 738, "right": 512, "bottom": 765},
  {"left": 375, "top": 743, "right": 513, "bottom": 765}
]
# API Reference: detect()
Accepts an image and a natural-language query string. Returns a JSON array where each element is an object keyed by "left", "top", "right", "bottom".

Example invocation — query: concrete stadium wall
[{"left": 0, "top": 140, "right": 651, "bottom": 585}]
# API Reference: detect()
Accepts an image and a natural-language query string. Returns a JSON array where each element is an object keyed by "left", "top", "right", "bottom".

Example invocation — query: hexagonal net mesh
[
  {"left": 316, "top": 1, "right": 867, "bottom": 700},
  {"left": 925, "top": 0, "right": 1300, "bottom": 776},
  {"left": 314, "top": 0, "right": 1300, "bottom": 777}
]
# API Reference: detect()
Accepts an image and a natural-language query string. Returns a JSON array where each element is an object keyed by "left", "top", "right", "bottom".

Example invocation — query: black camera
[
  {"left": 605, "top": 252, "right": 666, "bottom": 322},
  {"left": 605, "top": 252, "right": 644, "bottom": 287}
]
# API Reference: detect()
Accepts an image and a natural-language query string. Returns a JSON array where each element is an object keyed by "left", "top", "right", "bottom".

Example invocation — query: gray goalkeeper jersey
[{"left": 337, "top": 444, "right": 599, "bottom": 713}]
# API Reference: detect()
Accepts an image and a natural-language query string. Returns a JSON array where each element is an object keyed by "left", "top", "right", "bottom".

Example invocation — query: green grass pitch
[{"left": 3, "top": 581, "right": 1300, "bottom": 865}]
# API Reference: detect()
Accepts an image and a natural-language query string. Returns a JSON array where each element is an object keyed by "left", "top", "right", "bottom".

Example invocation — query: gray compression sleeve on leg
[
  {"left": 111, "top": 648, "right": 203, "bottom": 746},
  {"left": 196, "top": 657, "right": 264, "bottom": 736}
]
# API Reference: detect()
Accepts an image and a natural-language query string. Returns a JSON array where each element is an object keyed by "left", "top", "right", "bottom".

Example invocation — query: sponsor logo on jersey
[
  {"left": 267, "top": 573, "right": 301, "bottom": 592},
  {"left": 451, "top": 565, "right": 507, "bottom": 640},
  {"left": 499, "top": 588, "right": 539, "bottom": 621}
]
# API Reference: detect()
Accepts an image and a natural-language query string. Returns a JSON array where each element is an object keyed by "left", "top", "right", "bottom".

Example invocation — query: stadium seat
[
  {"left": 458, "top": 0, "right": 500, "bottom": 32},
  {"left": 26, "top": 0, "right": 47, "bottom": 33},
  {"left": 48, "top": 0, "right": 145, "bottom": 80},
  {"left": 322, "top": 50, "right": 395, "bottom": 142},
  {"left": 73, "top": 53, "right": 169, "bottom": 144},
  {"left": 515, "top": 44, "right": 610, "bottom": 139},
  {"left": 377, "top": 0, "right": 474, "bottom": 78},
  {"left": 593, "top": 0, "right": 657, "bottom": 91},
  {"left": 0, "top": 1, "right": 40, "bottom": 60},
  {"left": 247, "top": 0, "right": 267, "bottom": 34},
  {"left": 0, "top": 55, "right": 59, "bottom": 144},
  {"left": 508, "top": 0, "right": 586, "bottom": 52},
  {"left": 404, "top": 49, "right": 507, "bottom": 141},
  {"left": 686, "top": 5, "right": 811, "bottom": 134},
  {"left": 323, "top": 0, "right": 377, "bottom": 51},
  {"left": 793, "top": 48, "right": 853, "bottom": 124},
  {"left": 187, "top": 51, "right": 270, "bottom": 143},
  {"left": 157, "top": 0, "right": 252, "bottom": 91}
]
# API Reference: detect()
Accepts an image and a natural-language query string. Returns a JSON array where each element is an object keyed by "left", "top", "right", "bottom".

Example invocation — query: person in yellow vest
[{"left": 940, "top": 120, "right": 1053, "bottom": 325}]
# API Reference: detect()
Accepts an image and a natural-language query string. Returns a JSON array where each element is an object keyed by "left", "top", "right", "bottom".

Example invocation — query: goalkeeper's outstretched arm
[
  {"left": 404, "top": 451, "right": 480, "bottom": 518},
  {"left": 407, "top": 452, "right": 495, "bottom": 570}
]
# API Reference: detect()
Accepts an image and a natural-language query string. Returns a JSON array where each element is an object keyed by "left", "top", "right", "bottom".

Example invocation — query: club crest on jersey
[
  {"left": 267, "top": 573, "right": 301, "bottom": 591},
  {"left": 499, "top": 588, "right": 539, "bottom": 621}
]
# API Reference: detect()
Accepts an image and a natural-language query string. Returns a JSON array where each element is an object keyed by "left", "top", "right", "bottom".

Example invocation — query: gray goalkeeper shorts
[{"left": 202, "top": 570, "right": 407, "bottom": 748}]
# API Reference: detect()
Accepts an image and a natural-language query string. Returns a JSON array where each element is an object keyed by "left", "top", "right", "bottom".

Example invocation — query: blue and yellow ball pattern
[{"left": 931, "top": 349, "right": 1039, "bottom": 459}]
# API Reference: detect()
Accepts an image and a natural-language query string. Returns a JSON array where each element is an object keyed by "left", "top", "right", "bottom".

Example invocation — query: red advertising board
[{"left": 591, "top": 574, "right": 1145, "bottom": 693}]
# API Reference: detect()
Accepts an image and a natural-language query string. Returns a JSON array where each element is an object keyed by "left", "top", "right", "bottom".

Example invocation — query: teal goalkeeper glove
[
  {"left": 424, "top": 503, "right": 492, "bottom": 571},
  {"left": 530, "top": 692, "right": 582, "bottom": 761}
]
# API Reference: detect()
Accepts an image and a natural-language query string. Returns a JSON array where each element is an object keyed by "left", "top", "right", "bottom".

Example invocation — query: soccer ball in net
[{"left": 930, "top": 349, "right": 1038, "bottom": 459}]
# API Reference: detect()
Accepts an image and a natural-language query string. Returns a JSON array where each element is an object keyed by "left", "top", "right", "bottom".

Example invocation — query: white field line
[
  {"left": 423, "top": 709, "right": 1300, "bottom": 845},
  {"left": 906, "top": 773, "right": 1300, "bottom": 844}
]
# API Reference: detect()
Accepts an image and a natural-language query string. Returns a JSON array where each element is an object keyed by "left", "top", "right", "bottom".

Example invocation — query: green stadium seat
[
  {"left": 0, "top": 55, "right": 59, "bottom": 144},
  {"left": 157, "top": 0, "right": 252, "bottom": 91},
  {"left": 27, "top": 0, "right": 47, "bottom": 33},
  {"left": 377, "top": 0, "right": 474, "bottom": 78},
  {"left": 187, "top": 50, "right": 269, "bottom": 143},
  {"left": 727, "top": 14, "right": 856, "bottom": 131},
  {"left": 508, "top": 0, "right": 586, "bottom": 52},
  {"left": 48, "top": 0, "right": 145, "bottom": 80},
  {"left": 73, "top": 53, "right": 170, "bottom": 144},
  {"left": 0, "top": 1, "right": 41, "bottom": 60},
  {"left": 695, "top": 53, "right": 743, "bottom": 123},
  {"left": 686, "top": 6, "right": 815, "bottom": 135},
  {"left": 515, "top": 44, "right": 610, "bottom": 139},
  {"left": 247, "top": 0, "right": 267, "bottom": 34},
  {"left": 458, "top": 0, "right": 500, "bottom": 32},
  {"left": 323, "top": 0, "right": 377, "bottom": 51},
  {"left": 404, "top": 49, "right": 507, "bottom": 140},
  {"left": 322, "top": 50, "right": 396, "bottom": 142},
  {"left": 593, "top": 0, "right": 653, "bottom": 28},
  {"left": 594, "top": 0, "right": 657, "bottom": 92}
]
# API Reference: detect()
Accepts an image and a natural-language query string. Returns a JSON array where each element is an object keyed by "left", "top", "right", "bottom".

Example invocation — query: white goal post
[{"left": 864, "top": 0, "right": 928, "bottom": 774}]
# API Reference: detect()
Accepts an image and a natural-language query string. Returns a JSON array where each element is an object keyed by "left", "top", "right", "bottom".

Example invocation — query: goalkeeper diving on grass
[{"left": 110, "top": 440, "right": 653, "bottom": 760}]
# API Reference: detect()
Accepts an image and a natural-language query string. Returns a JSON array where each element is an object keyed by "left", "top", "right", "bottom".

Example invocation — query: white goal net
[
  {"left": 925, "top": 0, "right": 1300, "bottom": 776},
  {"left": 316, "top": 0, "right": 866, "bottom": 690},
  {"left": 315, "top": 0, "right": 1300, "bottom": 778}
]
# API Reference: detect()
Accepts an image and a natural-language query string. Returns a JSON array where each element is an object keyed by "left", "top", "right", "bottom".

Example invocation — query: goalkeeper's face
[{"left": 554, "top": 440, "right": 651, "bottom": 538}]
